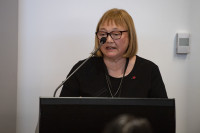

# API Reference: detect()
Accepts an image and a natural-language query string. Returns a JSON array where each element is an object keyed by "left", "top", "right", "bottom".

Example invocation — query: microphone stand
[{"left": 53, "top": 37, "right": 106, "bottom": 97}]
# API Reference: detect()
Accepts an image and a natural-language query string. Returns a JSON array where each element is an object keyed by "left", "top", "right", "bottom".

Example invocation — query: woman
[{"left": 60, "top": 8, "right": 167, "bottom": 98}]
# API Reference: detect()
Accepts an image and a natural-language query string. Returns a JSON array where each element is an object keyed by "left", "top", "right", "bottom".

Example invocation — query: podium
[{"left": 39, "top": 97, "right": 175, "bottom": 133}]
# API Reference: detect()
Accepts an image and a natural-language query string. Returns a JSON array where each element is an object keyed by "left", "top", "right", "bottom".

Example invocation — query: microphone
[
  {"left": 53, "top": 37, "right": 107, "bottom": 97},
  {"left": 100, "top": 37, "right": 106, "bottom": 44}
]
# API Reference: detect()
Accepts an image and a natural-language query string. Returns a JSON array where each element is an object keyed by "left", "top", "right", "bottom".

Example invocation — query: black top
[{"left": 60, "top": 56, "right": 167, "bottom": 98}]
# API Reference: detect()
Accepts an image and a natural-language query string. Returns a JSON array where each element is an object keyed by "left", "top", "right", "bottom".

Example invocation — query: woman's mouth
[{"left": 106, "top": 46, "right": 116, "bottom": 50}]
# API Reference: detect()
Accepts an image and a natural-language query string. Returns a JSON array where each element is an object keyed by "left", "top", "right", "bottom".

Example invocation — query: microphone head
[{"left": 100, "top": 37, "right": 107, "bottom": 44}]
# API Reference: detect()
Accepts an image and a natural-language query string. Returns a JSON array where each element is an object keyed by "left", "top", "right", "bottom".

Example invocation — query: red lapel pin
[{"left": 132, "top": 76, "right": 136, "bottom": 79}]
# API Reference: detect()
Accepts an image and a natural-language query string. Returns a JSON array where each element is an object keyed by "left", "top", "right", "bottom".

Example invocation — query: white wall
[
  {"left": 186, "top": 0, "right": 200, "bottom": 132},
  {"left": 17, "top": 0, "right": 200, "bottom": 133}
]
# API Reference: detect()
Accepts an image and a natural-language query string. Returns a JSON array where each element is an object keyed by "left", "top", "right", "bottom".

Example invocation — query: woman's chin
[{"left": 103, "top": 54, "right": 122, "bottom": 59}]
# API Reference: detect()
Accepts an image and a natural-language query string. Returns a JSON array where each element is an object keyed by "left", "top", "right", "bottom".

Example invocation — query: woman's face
[{"left": 99, "top": 22, "right": 129, "bottom": 60}]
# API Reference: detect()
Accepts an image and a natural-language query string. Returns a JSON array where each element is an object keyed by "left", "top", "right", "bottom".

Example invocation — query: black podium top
[{"left": 39, "top": 97, "right": 175, "bottom": 133}]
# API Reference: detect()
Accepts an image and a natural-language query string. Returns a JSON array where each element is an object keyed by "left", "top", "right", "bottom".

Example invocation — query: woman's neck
[
  {"left": 103, "top": 56, "right": 136, "bottom": 78},
  {"left": 103, "top": 57, "right": 127, "bottom": 78}
]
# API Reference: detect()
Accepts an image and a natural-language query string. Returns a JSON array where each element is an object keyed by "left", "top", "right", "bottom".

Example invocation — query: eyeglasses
[{"left": 96, "top": 30, "right": 128, "bottom": 40}]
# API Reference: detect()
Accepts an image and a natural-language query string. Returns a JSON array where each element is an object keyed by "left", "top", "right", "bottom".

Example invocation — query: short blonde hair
[{"left": 94, "top": 8, "right": 138, "bottom": 58}]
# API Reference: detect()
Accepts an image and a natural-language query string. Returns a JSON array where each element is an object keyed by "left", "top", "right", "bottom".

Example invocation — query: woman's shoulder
[
  {"left": 77, "top": 57, "right": 103, "bottom": 65},
  {"left": 68, "top": 57, "right": 103, "bottom": 76},
  {"left": 135, "top": 55, "right": 159, "bottom": 71},
  {"left": 72, "top": 57, "right": 103, "bottom": 70},
  {"left": 136, "top": 55, "right": 158, "bottom": 67},
  {"left": 132, "top": 55, "right": 161, "bottom": 78}
]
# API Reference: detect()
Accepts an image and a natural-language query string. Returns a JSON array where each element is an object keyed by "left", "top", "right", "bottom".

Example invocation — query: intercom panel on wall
[{"left": 176, "top": 33, "right": 190, "bottom": 54}]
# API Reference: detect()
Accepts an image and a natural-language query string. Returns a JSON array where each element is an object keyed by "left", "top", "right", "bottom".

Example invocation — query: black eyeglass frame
[{"left": 96, "top": 30, "right": 128, "bottom": 40}]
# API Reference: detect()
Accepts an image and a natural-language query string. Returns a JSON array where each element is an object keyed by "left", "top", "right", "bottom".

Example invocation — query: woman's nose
[{"left": 106, "top": 34, "right": 114, "bottom": 43}]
